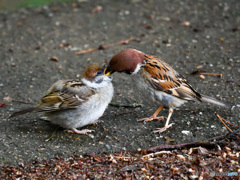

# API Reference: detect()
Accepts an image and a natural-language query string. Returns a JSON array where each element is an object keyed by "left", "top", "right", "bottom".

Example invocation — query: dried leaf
[
  {"left": 165, "top": 136, "right": 175, "bottom": 142},
  {"left": 118, "top": 165, "right": 140, "bottom": 172},
  {"left": 50, "top": 56, "right": 59, "bottom": 62},
  {"left": 0, "top": 102, "right": 6, "bottom": 107},
  {"left": 59, "top": 43, "right": 70, "bottom": 48},
  {"left": 93, "top": 156, "right": 102, "bottom": 162},
  {"left": 52, "top": 7, "right": 59, "bottom": 12},
  {"left": 196, "top": 65, "right": 203, "bottom": 69},
  {"left": 199, "top": 75, "right": 205, "bottom": 79},
  {"left": 183, "top": 21, "right": 190, "bottom": 26},
  {"left": 75, "top": 38, "right": 136, "bottom": 55},
  {"left": 91, "top": 6, "right": 103, "bottom": 14},
  {"left": 3, "top": 96, "right": 12, "bottom": 102},
  {"left": 198, "top": 147, "right": 209, "bottom": 155}
]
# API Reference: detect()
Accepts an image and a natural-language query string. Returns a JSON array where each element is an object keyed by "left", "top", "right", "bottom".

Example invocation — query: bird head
[
  {"left": 82, "top": 63, "right": 112, "bottom": 88},
  {"left": 104, "top": 48, "right": 145, "bottom": 75}
]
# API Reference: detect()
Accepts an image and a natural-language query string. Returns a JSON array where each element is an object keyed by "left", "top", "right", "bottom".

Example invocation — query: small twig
[
  {"left": 75, "top": 38, "right": 136, "bottom": 55},
  {"left": 147, "top": 142, "right": 217, "bottom": 153},
  {"left": 216, "top": 113, "right": 240, "bottom": 140},
  {"left": 221, "top": 117, "right": 240, "bottom": 128},
  {"left": 75, "top": 48, "right": 98, "bottom": 55},
  {"left": 147, "top": 132, "right": 239, "bottom": 153},
  {"left": 191, "top": 70, "right": 223, "bottom": 78},
  {"left": 216, "top": 114, "right": 233, "bottom": 132},
  {"left": 114, "top": 110, "right": 136, "bottom": 117},
  {"left": 200, "top": 72, "right": 223, "bottom": 78},
  {"left": 110, "top": 103, "right": 143, "bottom": 108},
  {"left": 12, "top": 100, "right": 34, "bottom": 105},
  {"left": 45, "top": 127, "right": 59, "bottom": 142}
]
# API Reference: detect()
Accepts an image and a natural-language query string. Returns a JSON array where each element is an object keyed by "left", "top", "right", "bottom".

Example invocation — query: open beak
[{"left": 104, "top": 66, "right": 113, "bottom": 76}]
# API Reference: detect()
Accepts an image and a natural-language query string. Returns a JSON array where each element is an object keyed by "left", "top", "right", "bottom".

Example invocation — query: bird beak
[{"left": 104, "top": 66, "right": 113, "bottom": 76}]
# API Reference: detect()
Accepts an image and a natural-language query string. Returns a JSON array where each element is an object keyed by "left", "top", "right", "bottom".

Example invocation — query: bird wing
[
  {"left": 143, "top": 55, "right": 201, "bottom": 101},
  {"left": 35, "top": 80, "right": 96, "bottom": 112}
]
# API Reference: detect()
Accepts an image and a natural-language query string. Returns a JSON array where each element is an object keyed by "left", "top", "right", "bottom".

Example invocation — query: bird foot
[
  {"left": 65, "top": 128, "right": 94, "bottom": 135},
  {"left": 153, "top": 123, "right": 174, "bottom": 133},
  {"left": 138, "top": 116, "right": 164, "bottom": 122}
]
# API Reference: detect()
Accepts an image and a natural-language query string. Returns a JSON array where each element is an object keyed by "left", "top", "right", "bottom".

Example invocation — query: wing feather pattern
[
  {"left": 35, "top": 80, "right": 96, "bottom": 112},
  {"left": 143, "top": 55, "right": 201, "bottom": 102}
]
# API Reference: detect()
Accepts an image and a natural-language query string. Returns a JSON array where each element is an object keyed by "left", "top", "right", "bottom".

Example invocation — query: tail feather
[
  {"left": 201, "top": 94, "right": 230, "bottom": 108},
  {"left": 9, "top": 108, "right": 36, "bottom": 118}
]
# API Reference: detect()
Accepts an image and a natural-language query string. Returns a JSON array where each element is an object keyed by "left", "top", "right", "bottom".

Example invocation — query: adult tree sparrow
[
  {"left": 104, "top": 49, "right": 228, "bottom": 133},
  {"left": 10, "top": 64, "right": 114, "bottom": 134}
]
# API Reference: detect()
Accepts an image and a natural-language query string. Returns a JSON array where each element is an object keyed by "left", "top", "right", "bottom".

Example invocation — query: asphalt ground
[{"left": 0, "top": 0, "right": 239, "bottom": 165}]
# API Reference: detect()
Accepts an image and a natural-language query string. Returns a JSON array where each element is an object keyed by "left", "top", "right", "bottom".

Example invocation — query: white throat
[
  {"left": 132, "top": 63, "right": 142, "bottom": 75},
  {"left": 82, "top": 78, "right": 109, "bottom": 88}
]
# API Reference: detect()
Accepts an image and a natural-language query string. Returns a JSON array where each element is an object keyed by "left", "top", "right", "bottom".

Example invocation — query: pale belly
[
  {"left": 45, "top": 83, "right": 113, "bottom": 129},
  {"left": 133, "top": 74, "right": 186, "bottom": 108}
]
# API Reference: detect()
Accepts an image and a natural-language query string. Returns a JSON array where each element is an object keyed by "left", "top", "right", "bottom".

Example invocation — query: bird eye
[{"left": 96, "top": 70, "right": 102, "bottom": 75}]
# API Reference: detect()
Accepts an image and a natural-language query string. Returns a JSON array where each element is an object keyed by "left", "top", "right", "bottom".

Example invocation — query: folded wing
[
  {"left": 144, "top": 55, "right": 201, "bottom": 102},
  {"left": 35, "top": 80, "right": 96, "bottom": 112}
]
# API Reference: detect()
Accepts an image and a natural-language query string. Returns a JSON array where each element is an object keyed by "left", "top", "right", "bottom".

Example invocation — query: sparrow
[
  {"left": 104, "top": 48, "right": 229, "bottom": 133},
  {"left": 10, "top": 63, "right": 114, "bottom": 134}
]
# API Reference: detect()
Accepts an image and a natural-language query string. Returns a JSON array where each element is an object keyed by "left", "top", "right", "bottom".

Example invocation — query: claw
[
  {"left": 65, "top": 128, "right": 94, "bottom": 135},
  {"left": 138, "top": 116, "right": 164, "bottom": 122},
  {"left": 153, "top": 123, "right": 174, "bottom": 133},
  {"left": 138, "top": 106, "right": 164, "bottom": 122}
]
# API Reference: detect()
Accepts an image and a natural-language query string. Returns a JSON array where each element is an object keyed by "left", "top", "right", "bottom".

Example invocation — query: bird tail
[
  {"left": 201, "top": 94, "right": 230, "bottom": 108},
  {"left": 9, "top": 107, "right": 36, "bottom": 118}
]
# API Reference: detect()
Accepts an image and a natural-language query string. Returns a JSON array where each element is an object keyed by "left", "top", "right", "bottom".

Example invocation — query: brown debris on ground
[
  {"left": 75, "top": 38, "right": 137, "bottom": 55},
  {"left": 1, "top": 132, "right": 239, "bottom": 179}
]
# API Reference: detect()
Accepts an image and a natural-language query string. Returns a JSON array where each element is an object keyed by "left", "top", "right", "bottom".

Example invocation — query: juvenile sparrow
[
  {"left": 10, "top": 63, "right": 114, "bottom": 134},
  {"left": 104, "top": 48, "right": 228, "bottom": 133}
]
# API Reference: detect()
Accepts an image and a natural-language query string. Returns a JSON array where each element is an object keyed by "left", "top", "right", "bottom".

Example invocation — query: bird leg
[
  {"left": 65, "top": 128, "right": 94, "bottom": 134},
  {"left": 88, "top": 120, "right": 101, "bottom": 126},
  {"left": 138, "top": 106, "right": 164, "bottom": 122},
  {"left": 153, "top": 108, "right": 174, "bottom": 133}
]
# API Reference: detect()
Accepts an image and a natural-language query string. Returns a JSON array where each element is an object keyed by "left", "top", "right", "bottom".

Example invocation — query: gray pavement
[{"left": 0, "top": 0, "right": 239, "bottom": 165}]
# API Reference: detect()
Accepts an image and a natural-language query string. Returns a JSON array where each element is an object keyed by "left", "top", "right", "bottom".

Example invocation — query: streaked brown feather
[
  {"left": 35, "top": 80, "right": 96, "bottom": 112},
  {"left": 143, "top": 55, "right": 201, "bottom": 101}
]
